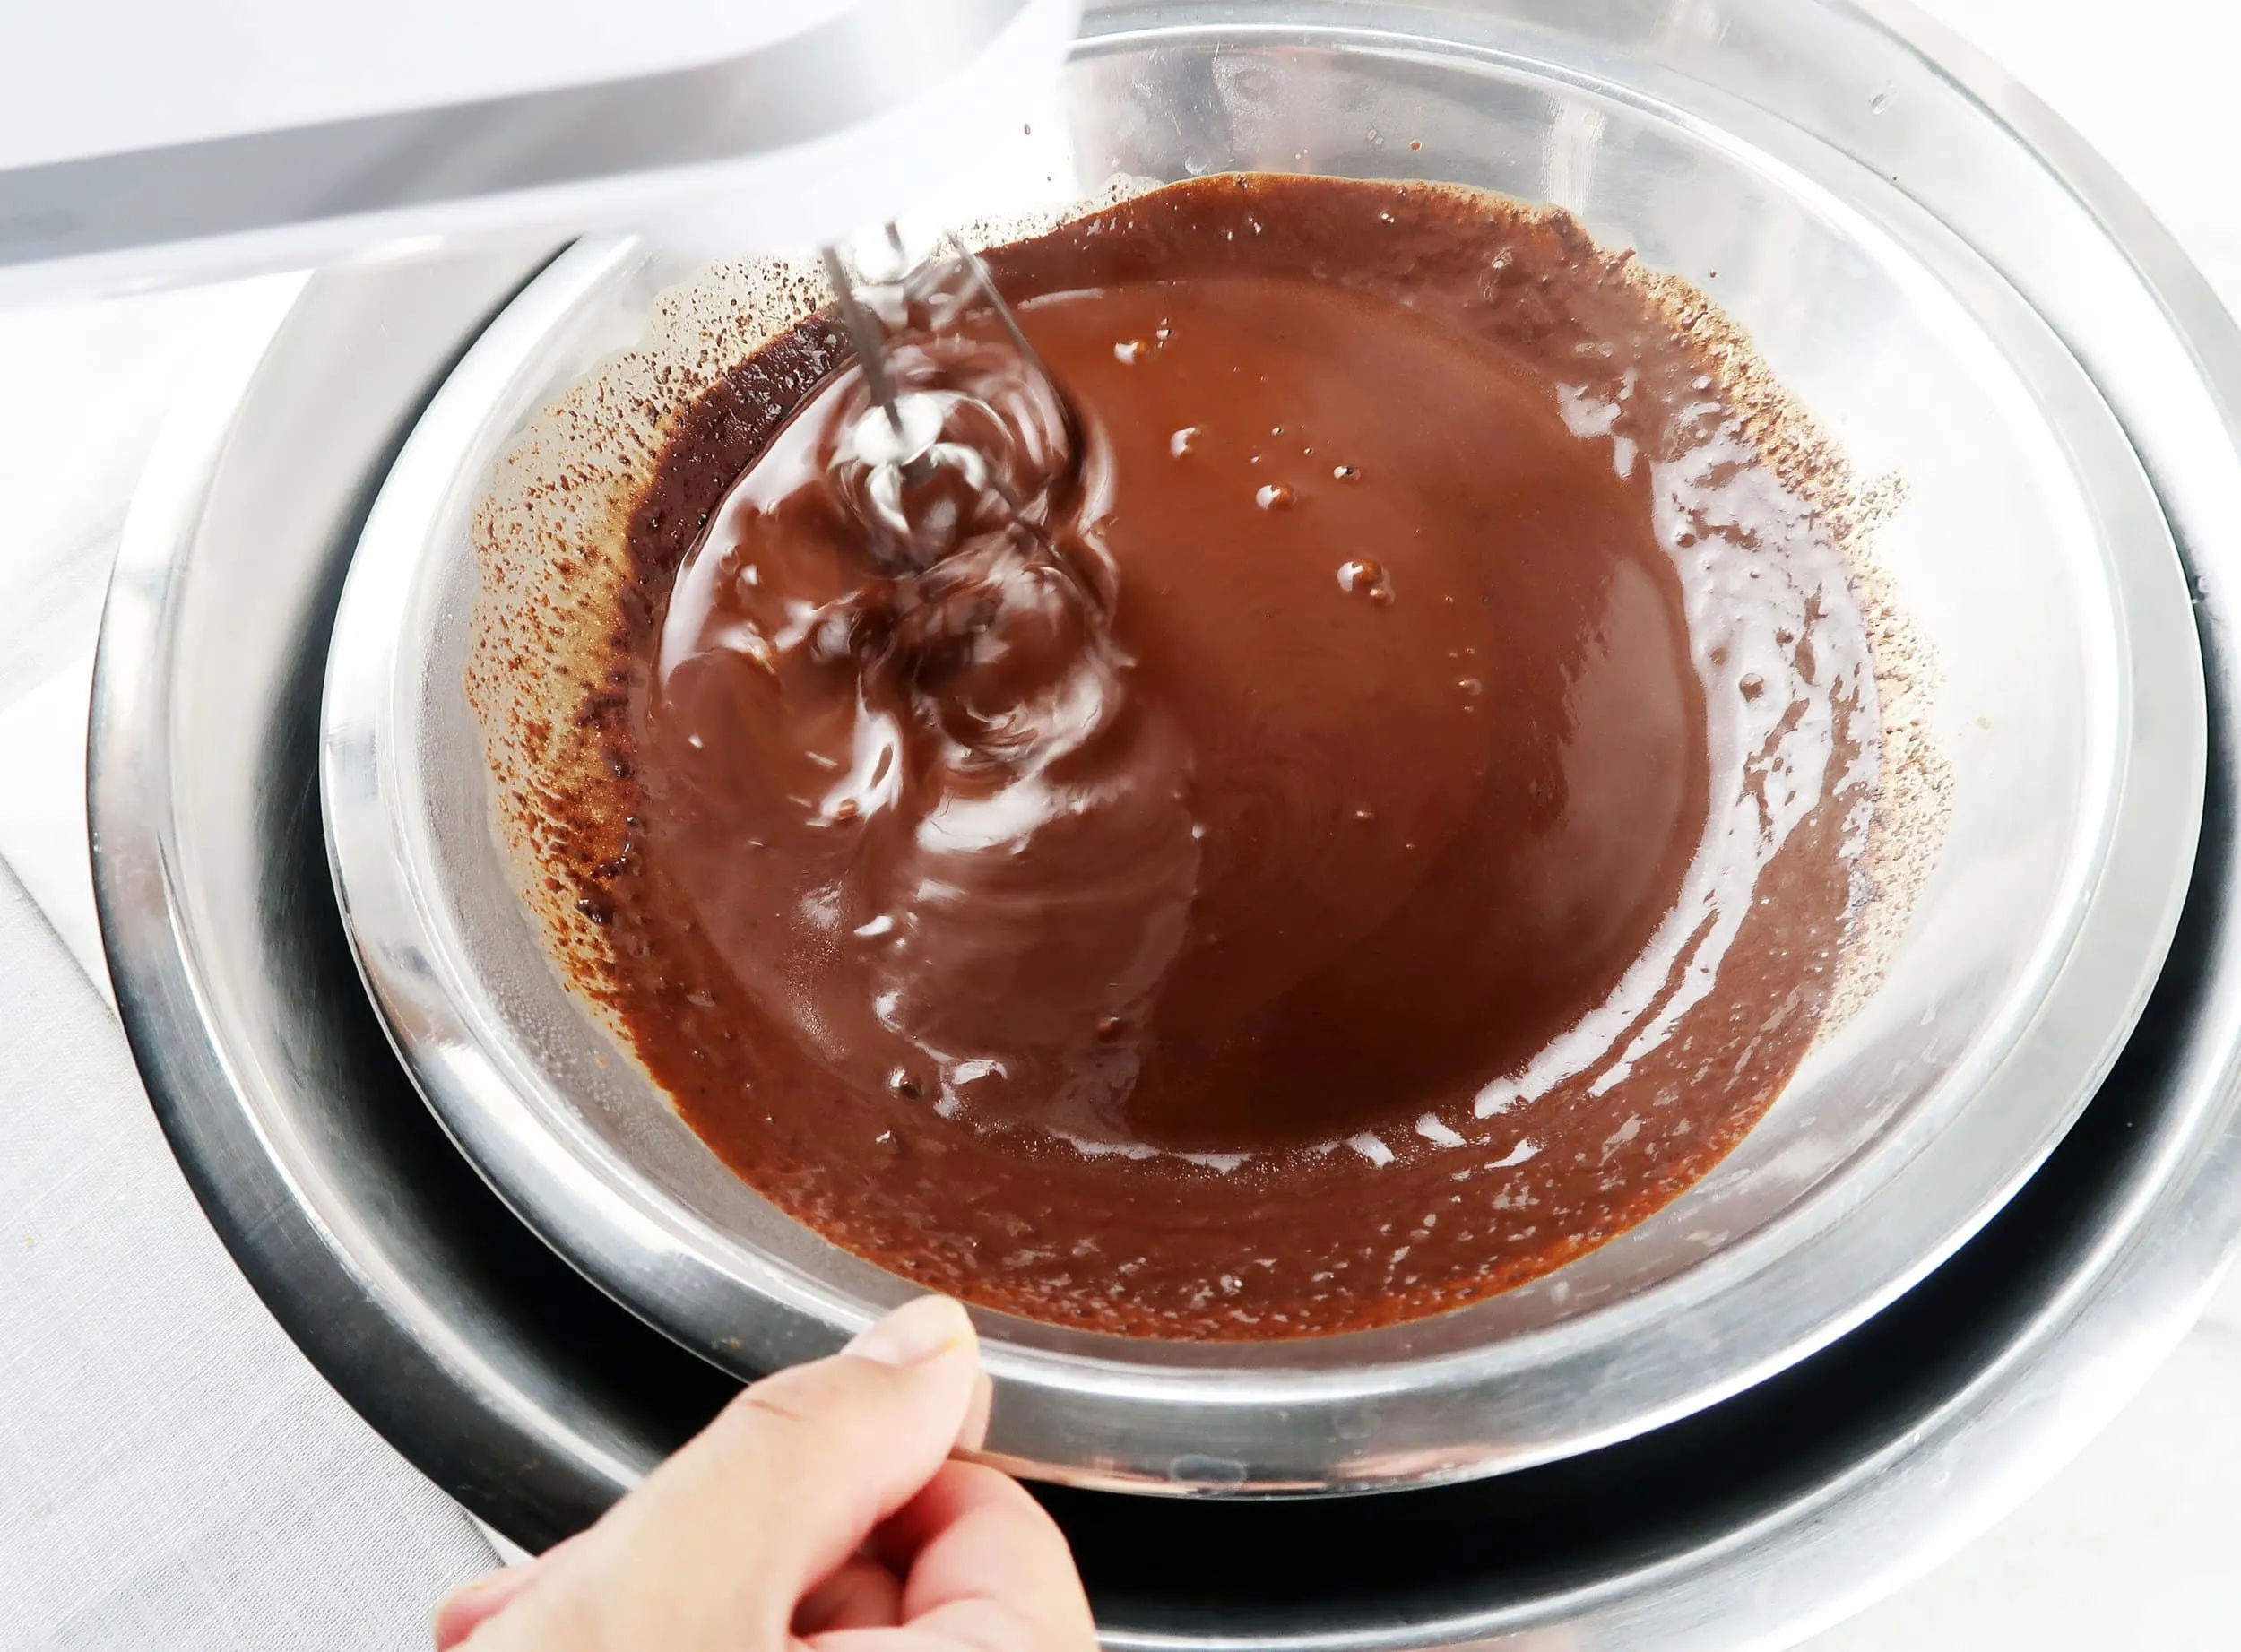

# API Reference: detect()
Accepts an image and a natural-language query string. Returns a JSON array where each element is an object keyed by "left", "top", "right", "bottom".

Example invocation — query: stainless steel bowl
[{"left": 317, "top": 0, "right": 2207, "bottom": 1494}]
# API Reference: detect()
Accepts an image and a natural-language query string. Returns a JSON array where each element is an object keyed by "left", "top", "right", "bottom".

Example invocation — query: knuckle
[
  {"left": 722, "top": 1356, "right": 893, "bottom": 1448},
  {"left": 736, "top": 1388, "right": 822, "bottom": 1431}
]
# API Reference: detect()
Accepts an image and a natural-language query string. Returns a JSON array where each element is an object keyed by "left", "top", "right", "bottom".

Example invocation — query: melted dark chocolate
[{"left": 580, "top": 176, "right": 1869, "bottom": 1338}]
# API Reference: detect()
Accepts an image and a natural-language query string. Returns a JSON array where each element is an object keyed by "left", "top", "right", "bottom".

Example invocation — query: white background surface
[
  {"left": 3, "top": 2, "right": 2240, "bottom": 1646},
  {"left": 1803, "top": 8, "right": 2241, "bottom": 1634}
]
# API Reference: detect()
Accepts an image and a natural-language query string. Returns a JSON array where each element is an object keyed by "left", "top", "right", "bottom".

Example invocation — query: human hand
[{"left": 431, "top": 1295, "right": 1097, "bottom": 1650}]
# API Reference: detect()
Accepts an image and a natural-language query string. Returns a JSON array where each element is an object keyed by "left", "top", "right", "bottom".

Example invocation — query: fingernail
[
  {"left": 955, "top": 1370, "right": 995, "bottom": 1453},
  {"left": 844, "top": 1295, "right": 974, "bottom": 1367}
]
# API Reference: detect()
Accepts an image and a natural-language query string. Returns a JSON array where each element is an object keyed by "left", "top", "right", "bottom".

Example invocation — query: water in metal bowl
[{"left": 321, "top": 1, "right": 2204, "bottom": 1493}]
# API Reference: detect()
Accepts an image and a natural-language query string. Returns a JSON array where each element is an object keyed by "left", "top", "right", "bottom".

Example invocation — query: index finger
[{"left": 460, "top": 1296, "right": 986, "bottom": 1651}]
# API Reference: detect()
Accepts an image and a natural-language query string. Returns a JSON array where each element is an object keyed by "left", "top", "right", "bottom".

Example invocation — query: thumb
[{"left": 473, "top": 1296, "right": 987, "bottom": 1651}]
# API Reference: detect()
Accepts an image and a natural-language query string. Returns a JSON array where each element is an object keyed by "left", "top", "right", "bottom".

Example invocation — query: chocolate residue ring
[
  {"left": 455, "top": 179, "right": 1971, "bottom": 1353},
  {"left": 575, "top": 175, "right": 1894, "bottom": 1340}
]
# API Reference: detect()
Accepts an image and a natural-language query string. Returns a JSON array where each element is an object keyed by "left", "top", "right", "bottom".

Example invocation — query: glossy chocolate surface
[{"left": 575, "top": 177, "right": 1870, "bottom": 1338}]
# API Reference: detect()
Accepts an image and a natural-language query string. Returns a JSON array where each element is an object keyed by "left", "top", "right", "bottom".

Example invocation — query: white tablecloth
[
  {"left": 0, "top": 868, "right": 494, "bottom": 1649},
  {"left": 2, "top": 3, "right": 2238, "bottom": 1646},
  {"left": 0, "top": 285, "right": 498, "bottom": 1650}
]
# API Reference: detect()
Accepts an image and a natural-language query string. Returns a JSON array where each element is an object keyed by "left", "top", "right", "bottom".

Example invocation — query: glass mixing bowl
[{"left": 321, "top": 0, "right": 2203, "bottom": 1492}]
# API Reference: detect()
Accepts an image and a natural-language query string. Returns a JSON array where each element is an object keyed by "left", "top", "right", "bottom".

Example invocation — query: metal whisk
[{"left": 817, "top": 226, "right": 1082, "bottom": 559}]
